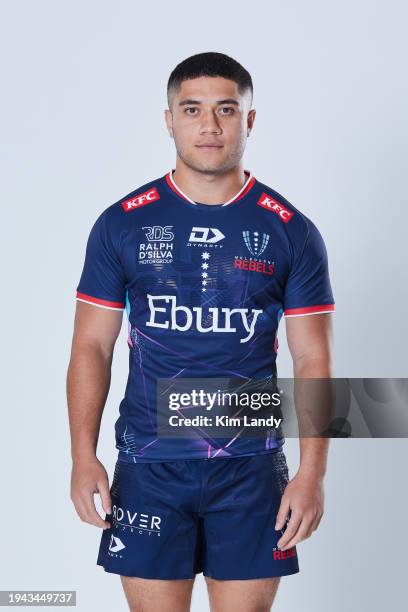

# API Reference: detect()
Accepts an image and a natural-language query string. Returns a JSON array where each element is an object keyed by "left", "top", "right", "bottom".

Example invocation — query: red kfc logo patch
[
  {"left": 257, "top": 193, "right": 294, "bottom": 223},
  {"left": 122, "top": 187, "right": 160, "bottom": 212}
]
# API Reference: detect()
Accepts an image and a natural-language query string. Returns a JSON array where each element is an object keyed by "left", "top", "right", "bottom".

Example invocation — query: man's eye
[
  {"left": 220, "top": 107, "right": 234, "bottom": 115},
  {"left": 185, "top": 108, "right": 198, "bottom": 115}
]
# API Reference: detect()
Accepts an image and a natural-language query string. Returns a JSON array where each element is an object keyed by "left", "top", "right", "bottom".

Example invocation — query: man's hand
[
  {"left": 274, "top": 471, "right": 324, "bottom": 550},
  {"left": 70, "top": 456, "right": 112, "bottom": 529}
]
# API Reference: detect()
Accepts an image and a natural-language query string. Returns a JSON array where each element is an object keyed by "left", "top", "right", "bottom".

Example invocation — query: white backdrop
[{"left": 1, "top": 1, "right": 407, "bottom": 610}]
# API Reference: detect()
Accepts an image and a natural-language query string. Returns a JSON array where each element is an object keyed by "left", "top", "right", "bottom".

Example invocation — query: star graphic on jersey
[
  {"left": 202, "top": 288, "right": 206, "bottom": 292},
  {"left": 202, "top": 280, "right": 207, "bottom": 286},
  {"left": 201, "top": 252, "right": 210, "bottom": 260},
  {"left": 202, "top": 262, "right": 209, "bottom": 270},
  {"left": 202, "top": 272, "right": 208, "bottom": 278}
]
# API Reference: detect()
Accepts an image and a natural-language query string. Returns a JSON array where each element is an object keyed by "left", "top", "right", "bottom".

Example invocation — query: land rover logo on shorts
[
  {"left": 243, "top": 230, "right": 269, "bottom": 256},
  {"left": 111, "top": 505, "right": 162, "bottom": 536},
  {"left": 138, "top": 225, "right": 174, "bottom": 265}
]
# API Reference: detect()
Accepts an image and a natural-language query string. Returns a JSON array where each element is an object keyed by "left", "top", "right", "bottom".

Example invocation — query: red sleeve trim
[
  {"left": 76, "top": 291, "right": 125, "bottom": 310},
  {"left": 284, "top": 303, "right": 335, "bottom": 316}
]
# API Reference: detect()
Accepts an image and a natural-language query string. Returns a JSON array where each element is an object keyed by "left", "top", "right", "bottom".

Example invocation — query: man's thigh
[
  {"left": 201, "top": 452, "right": 299, "bottom": 580},
  {"left": 205, "top": 576, "right": 281, "bottom": 612},
  {"left": 120, "top": 576, "right": 195, "bottom": 612}
]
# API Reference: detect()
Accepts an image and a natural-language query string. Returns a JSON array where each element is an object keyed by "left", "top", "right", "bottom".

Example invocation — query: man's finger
[
  {"left": 97, "top": 479, "right": 112, "bottom": 515},
  {"left": 82, "top": 492, "right": 111, "bottom": 529},
  {"left": 311, "top": 511, "right": 323, "bottom": 532},
  {"left": 277, "top": 510, "right": 302, "bottom": 549},
  {"left": 275, "top": 496, "right": 290, "bottom": 530},
  {"left": 280, "top": 517, "right": 311, "bottom": 550}
]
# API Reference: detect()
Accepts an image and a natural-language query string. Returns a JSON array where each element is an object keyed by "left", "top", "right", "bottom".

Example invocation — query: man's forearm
[
  {"left": 294, "top": 357, "right": 332, "bottom": 480},
  {"left": 66, "top": 344, "right": 112, "bottom": 462}
]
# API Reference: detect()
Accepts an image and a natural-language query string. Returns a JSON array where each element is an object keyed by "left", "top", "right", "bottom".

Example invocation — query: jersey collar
[{"left": 164, "top": 169, "right": 256, "bottom": 207}]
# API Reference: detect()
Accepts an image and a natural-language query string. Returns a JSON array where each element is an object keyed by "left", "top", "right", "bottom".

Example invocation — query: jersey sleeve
[
  {"left": 283, "top": 220, "right": 335, "bottom": 317},
  {"left": 76, "top": 210, "right": 126, "bottom": 310}
]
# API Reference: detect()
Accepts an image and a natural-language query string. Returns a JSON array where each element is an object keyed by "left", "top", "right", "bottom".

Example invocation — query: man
[{"left": 67, "top": 52, "right": 335, "bottom": 611}]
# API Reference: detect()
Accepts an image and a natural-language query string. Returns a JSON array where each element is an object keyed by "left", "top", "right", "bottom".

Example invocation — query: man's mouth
[{"left": 196, "top": 144, "right": 224, "bottom": 150}]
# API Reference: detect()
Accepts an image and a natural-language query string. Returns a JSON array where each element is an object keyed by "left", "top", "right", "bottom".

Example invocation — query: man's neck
[{"left": 172, "top": 163, "right": 247, "bottom": 205}]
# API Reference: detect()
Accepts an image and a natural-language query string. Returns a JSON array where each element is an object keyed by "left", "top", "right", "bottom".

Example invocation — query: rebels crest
[{"left": 242, "top": 230, "right": 270, "bottom": 257}]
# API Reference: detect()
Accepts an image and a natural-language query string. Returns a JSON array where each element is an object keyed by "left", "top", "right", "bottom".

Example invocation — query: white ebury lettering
[{"left": 145, "top": 294, "right": 262, "bottom": 343}]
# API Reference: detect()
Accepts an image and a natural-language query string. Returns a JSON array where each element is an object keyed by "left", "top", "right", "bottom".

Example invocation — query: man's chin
[{"left": 184, "top": 157, "right": 233, "bottom": 175}]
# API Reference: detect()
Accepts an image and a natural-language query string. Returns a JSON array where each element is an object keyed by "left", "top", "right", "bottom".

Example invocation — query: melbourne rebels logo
[
  {"left": 243, "top": 230, "right": 269, "bottom": 256},
  {"left": 273, "top": 546, "right": 297, "bottom": 561},
  {"left": 234, "top": 230, "right": 275, "bottom": 276}
]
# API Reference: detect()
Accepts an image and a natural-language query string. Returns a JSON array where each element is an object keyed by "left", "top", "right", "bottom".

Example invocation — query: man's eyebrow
[{"left": 178, "top": 98, "right": 240, "bottom": 106}]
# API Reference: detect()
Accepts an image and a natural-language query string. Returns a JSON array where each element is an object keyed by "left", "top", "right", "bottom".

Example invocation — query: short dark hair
[{"left": 167, "top": 52, "right": 253, "bottom": 108}]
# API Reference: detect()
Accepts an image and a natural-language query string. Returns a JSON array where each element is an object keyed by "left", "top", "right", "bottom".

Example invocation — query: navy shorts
[{"left": 97, "top": 450, "right": 300, "bottom": 580}]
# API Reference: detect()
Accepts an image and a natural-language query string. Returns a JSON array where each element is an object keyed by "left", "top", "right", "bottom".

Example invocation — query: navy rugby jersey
[{"left": 76, "top": 170, "right": 335, "bottom": 462}]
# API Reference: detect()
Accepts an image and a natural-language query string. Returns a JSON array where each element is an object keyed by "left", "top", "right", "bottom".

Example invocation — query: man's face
[{"left": 165, "top": 76, "right": 255, "bottom": 175}]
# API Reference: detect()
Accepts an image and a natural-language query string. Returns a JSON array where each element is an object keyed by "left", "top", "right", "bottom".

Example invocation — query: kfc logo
[
  {"left": 257, "top": 193, "right": 294, "bottom": 223},
  {"left": 122, "top": 188, "right": 160, "bottom": 212}
]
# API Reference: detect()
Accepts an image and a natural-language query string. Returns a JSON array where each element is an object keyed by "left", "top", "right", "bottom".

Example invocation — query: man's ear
[
  {"left": 247, "top": 108, "right": 256, "bottom": 136},
  {"left": 164, "top": 108, "right": 174, "bottom": 138}
]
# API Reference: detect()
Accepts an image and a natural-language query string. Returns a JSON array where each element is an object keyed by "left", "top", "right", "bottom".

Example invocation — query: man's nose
[{"left": 199, "top": 110, "right": 222, "bottom": 134}]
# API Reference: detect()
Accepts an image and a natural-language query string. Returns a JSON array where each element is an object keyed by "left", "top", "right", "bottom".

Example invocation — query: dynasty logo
[
  {"left": 187, "top": 227, "right": 225, "bottom": 248},
  {"left": 108, "top": 535, "right": 126, "bottom": 558}
]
